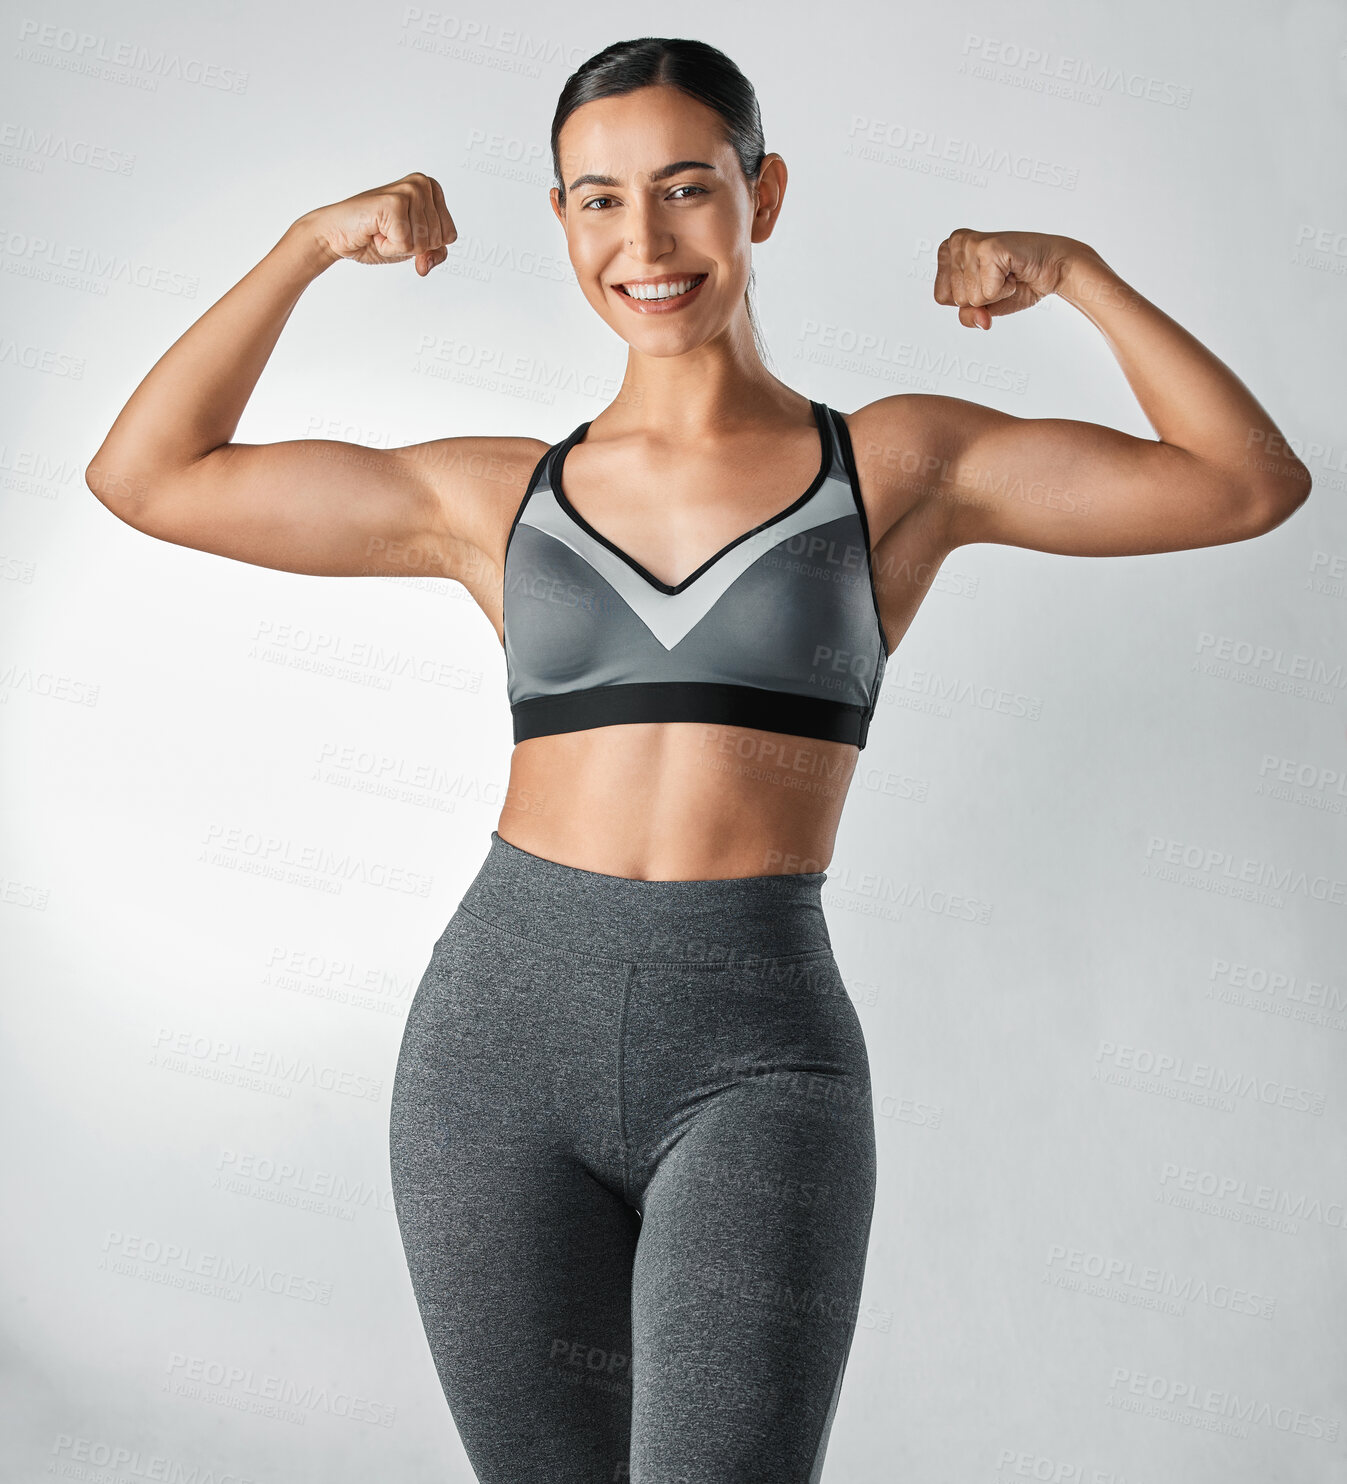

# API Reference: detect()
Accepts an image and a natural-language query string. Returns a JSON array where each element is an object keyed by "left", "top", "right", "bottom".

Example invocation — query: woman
[{"left": 86, "top": 34, "right": 1310, "bottom": 1484}]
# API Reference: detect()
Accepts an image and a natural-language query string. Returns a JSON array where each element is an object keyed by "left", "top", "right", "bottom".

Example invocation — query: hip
[{"left": 401, "top": 830, "right": 870, "bottom": 1095}]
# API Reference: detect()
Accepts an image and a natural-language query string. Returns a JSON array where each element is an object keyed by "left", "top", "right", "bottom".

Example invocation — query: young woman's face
[{"left": 551, "top": 85, "right": 784, "bottom": 356}]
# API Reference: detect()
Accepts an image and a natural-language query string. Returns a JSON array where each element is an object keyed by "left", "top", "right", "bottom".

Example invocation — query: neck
[{"left": 604, "top": 316, "right": 807, "bottom": 439}]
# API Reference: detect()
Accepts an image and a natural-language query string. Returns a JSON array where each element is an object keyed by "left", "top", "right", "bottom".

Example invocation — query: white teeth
[{"left": 620, "top": 276, "right": 704, "bottom": 301}]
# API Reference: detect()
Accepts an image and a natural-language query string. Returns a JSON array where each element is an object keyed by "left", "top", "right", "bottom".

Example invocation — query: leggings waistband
[{"left": 456, "top": 831, "right": 832, "bottom": 965}]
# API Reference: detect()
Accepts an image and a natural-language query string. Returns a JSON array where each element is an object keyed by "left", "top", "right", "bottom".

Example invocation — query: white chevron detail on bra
[{"left": 518, "top": 473, "right": 857, "bottom": 651}]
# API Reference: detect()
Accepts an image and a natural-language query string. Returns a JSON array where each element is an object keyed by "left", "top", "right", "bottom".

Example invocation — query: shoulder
[
  {"left": 392, "top": 433, "right": 551, "bottom": 493},
  {"left": 836, "top": 394, "right": 984, "bottom": 549},
  {"left": 389, "top": 432, "right": 552, "bottom": 566}
]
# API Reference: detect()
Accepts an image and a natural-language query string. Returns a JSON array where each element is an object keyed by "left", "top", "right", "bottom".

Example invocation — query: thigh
[
  {"left": 389, "top": 912, "right": 639, "bottom": 1484},
  {"left": 627, "top": 959, "right": 877, "bottom": 1482}
]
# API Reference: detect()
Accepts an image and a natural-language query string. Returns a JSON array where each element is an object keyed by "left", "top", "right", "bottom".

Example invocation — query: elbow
[
  {"left": 1238, "top": 463, "right": 1312, "bottom": 537},
  {"left": 85, "top": 447, "right": 155, "bottom": 527}
]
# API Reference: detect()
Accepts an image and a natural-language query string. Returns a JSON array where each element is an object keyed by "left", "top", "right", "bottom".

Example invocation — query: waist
[
  {"left": 501, "top": 723, "right": 856, "bottom": 879},
  {"left": 460, "top": 831, "right": 833, "bottom": 964}
]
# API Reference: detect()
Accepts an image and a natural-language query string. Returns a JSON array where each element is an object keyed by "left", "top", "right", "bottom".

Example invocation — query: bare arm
[
  {"left": 855, "top": 232, "right": 1312, "bottom": 557},
  {"left": 83, "top": 173, "right": 510, "bottom": 581}
]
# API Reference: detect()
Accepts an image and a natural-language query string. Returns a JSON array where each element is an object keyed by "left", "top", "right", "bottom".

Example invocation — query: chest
[{"left": 553, "top": 424, "right": 831, "bottom": 593}]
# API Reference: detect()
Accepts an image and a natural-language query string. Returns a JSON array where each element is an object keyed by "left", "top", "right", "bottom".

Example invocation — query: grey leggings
[{"left": 389, "top": 831, "right": 876, "bottom": 1482}]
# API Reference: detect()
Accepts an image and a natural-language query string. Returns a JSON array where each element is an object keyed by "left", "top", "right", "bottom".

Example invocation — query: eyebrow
[{"left": 566, "top": 160, "right": 718, "bottom": 193}]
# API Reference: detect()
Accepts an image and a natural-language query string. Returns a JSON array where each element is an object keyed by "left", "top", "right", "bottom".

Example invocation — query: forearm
[
  {"left": 86, "top": 214, "right": 339, "bottom": 503},
  {"left": 1055, "top": 246, "right": 1311, "bottom": 501}
]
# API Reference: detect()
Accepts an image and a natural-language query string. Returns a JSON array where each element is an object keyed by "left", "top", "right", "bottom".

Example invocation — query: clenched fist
[
  {"left": 934, "top": 229, "right": 1090, "bottom": 329},
  {"left": 300, "top": 172, "right": 457, "bottom": 276}
]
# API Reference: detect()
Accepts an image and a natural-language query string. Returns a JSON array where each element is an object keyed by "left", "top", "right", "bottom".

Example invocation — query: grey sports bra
[{"left": 502, "top": 399, "right": 888, "bottom": 749}]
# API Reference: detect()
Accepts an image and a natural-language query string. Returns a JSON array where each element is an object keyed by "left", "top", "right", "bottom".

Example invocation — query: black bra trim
[
  {"left": 503, "top": 441, "right": 554, "bottom": 567},
  {"left": 829, "top": 407, "right": 890, "bottom": 727},
  {"left": 547, "top": 400, "right": 835, "bottom": 597},
  {"left": 511, "top": 680, "right": 872, "bottom": 749},
  {"left": 829, "top": 407, "right": 890, "bottom": 669}
]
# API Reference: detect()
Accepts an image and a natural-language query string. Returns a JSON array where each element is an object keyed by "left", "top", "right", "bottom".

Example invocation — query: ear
[
  {"left": 549, "top": 187, "right": 566, "bottom": 227},
  {"left": 751, "top": 153, "right": 787, "bottom": 244}
]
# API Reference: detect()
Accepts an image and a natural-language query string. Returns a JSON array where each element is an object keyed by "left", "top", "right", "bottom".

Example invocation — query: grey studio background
[{"left": 2, "top": 1, "right": 1344, "bottom": 1481}]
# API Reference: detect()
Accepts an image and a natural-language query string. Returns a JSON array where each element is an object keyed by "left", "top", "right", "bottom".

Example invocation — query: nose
[{"left": 623, "top": 198, "right": 675, "bottom": 266}]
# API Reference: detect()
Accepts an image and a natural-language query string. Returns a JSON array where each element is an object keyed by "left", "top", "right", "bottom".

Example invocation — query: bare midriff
[{"left": 495, "top": 721, "right": 860, "bottom": 881}]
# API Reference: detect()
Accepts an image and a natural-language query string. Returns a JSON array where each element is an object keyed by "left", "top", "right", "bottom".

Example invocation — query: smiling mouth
[{"left": 616, "top": 274, "right": 708, "bottom": 302}]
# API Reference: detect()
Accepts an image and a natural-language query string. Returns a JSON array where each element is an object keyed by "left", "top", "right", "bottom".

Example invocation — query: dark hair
[{"left": 551, "top": 37, "right": 771, "bottom": 363}]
